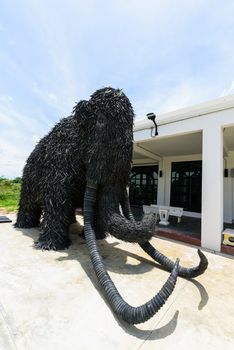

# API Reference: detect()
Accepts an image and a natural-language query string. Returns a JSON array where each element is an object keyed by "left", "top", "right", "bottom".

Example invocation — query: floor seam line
[
  {"left": 0, "top": 300, "right": 18, "bottom": 349},
  {"left": 137, "top": 279, "right": 189, "bottom": 350}
]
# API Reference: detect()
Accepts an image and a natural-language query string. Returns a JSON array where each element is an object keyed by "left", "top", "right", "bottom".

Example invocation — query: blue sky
[{"left": 1, "top": 0, "right": 234, "bottom": 178}]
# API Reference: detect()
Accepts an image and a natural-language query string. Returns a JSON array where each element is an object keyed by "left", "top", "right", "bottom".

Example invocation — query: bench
[
  {"left": 223, "top": 228, "right": 234, "bottom": 247},
  {"left": 143, "top": 205, "right": 183, "bottom": 226}
]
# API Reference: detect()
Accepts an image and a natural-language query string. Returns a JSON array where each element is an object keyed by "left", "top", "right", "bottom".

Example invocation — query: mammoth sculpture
[{"left": 15, "top": 87, "right": 208, "bottom": 324}]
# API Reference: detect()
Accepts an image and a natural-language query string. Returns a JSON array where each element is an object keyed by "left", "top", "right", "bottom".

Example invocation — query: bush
[
  {"left": 12, "top": 177, "right": 22, "bottom": 184},
  {"left": 0, "top": 177, "right": 21, "bottom": 212}
]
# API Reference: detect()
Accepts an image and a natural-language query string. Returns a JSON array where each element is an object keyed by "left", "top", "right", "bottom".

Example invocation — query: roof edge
[{"left": 134, "top": 94, "right": 234, "bottom": 132}]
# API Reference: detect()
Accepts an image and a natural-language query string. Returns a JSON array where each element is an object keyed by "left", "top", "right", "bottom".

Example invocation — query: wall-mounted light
[
  {"left": 159, "top": 170, "right": 163, "bottom": 177},
  {"left": 224, "top": 157, "right": 228, "bottom": 178},
  {"left": 224, "top": 168, "right": 229, "bottom": 178},
  {"left": 147, "top": 113, "right": 158, "bottom": 136}
]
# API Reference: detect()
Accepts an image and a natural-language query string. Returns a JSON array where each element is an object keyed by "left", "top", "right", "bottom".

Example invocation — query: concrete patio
[{"left": 0, "top": 214, "right": 233, "bottom": 350}]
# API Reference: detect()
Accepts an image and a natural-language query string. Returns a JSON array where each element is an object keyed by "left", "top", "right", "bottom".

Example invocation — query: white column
[
  {"left": 201, "top": 125, "right": 223, "bottom": 251},
  {"left": 164, "top": 158, "right": 172, "bottom": 206},
  {"left": 157, "top": 159, "right": 165, "bottom": 205}
]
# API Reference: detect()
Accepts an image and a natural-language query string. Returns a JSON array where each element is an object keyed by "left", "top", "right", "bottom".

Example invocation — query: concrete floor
[{"left": 0, "top": 214, "right": 234, "bottom": 350}]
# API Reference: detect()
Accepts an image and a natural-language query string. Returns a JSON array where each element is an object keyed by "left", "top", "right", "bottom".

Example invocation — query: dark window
[
  {"left": 129, "top": 166, "right": 158, "bottom": 206},
  {"left": 170, "top": 161, "right": 202, "bottom": 213}
]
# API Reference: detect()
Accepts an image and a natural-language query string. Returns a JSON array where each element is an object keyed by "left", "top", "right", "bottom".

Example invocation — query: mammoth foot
[
  {"left": 15, "top": 216, "right": 40, "bottom": 229},
  {"left": 140, "top": 242, "right": 208, "bottom": 279},
  {"left": 15, "top": 206, "right": 42, "bottom": 228},
  {"left": 34, "top": 235, "right": 71, "bottom": 251}
]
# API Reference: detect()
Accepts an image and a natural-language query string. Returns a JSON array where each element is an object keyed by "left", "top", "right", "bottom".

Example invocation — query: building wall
[{"left": 134, "top": 105, "right": 234, "bottom": 251}]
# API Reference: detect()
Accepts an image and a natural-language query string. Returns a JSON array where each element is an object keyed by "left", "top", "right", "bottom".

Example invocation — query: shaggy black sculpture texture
[
  {"left": 16, "top": 87, "right": 154, "bottom": 250},
  {"left": 15, "top": 87, "right": 208, "bottom": 324}
]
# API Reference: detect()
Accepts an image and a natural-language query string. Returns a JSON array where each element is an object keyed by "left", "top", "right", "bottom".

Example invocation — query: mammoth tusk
[
  {"left": 120, "top": 193, "right": 208, "bottom": 279},
  {"left": 120, "top": 188, "right": 135, "bottom": 221},
  {"left": 84, "top": 185, "right": 180, "bottom": 325},
  {"left": 140, "top": 242, "right": 208, "bottom": 279}
]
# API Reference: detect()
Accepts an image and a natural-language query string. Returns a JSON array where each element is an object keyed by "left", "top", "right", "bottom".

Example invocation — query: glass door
[
  {"left": 170, "top": 161, "right": 202, "bottom": 212},
  {"left": 129, "top": 166, "right": 158, "bottom": 206}
]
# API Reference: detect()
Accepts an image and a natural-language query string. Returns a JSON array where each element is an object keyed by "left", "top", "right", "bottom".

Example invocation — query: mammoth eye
[{"left": 96, "top": 113, "right": 106, "bottom": 128}]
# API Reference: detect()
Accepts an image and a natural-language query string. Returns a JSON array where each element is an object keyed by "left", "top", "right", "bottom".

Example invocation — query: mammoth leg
[
  {"left": 35, "top": 199, "right": 72, "bottom": 251},
  {"left": 121, "top": 189, "right": 208, "bottom": 279},
  {"left": 15, "top": 201, "right": 42, "bottom": 228},
  {"left": 15, "top": 206, "right": 41, "bottom": 228},
  {"left": 84, "top": 184, "right": 179, "bottom": 325}
]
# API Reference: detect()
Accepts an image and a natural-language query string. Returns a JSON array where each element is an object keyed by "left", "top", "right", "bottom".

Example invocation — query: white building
[{"left": 132, "top": 94, "right": 234, "bottom": 253}]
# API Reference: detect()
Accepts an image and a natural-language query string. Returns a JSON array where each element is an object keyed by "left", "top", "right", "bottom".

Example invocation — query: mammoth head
[
  {"left": 73, "top": 87, "right": 134, "bottom": 186},
  {"left": 89, "top": 87, "right": 134, "bottom": 124},
  {"left": 73, "top": 87, "right": 134, "bottom": 141}
]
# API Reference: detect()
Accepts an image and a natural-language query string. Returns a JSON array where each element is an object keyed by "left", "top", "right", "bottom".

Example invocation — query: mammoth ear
[{"left": 73, "top": 100, "right": 94, "bottom": 119}]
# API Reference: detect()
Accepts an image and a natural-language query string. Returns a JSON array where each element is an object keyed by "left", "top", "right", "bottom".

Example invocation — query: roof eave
[{"left": 134, "top": 94, "right": 234, "bottom": 132}]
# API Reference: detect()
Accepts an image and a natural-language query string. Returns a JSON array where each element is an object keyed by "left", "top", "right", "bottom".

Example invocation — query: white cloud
[
  {"left": 33, "top": 83, "right": 60, "bottom": 108},
  {"left": 220, "top": 81, "right": 234, "bottom": 97},
  {"left": 32, "top": 135, "right": 40, "bottom": 143},
  {"left": 0, "top": 138, "right": 28, "bottom": 178},
  {"left": 0, "top": 94, "right": 14, "bottom": 103},
  {"left": 48, "top": 93, "right": 58, "bottom": 104},
  {"left": 158, "top": 82, "right": 209, "bottom": 113},
  {"left": 0, "top": 98, "right": 49, "bottom": 177},
  {"left": 135, "top": 79, "right": 217, "bottom": 118}
]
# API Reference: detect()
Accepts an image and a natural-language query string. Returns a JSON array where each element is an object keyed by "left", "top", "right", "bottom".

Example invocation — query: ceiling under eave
[
  {"left": 134, "top": 131, "right": 202, "bottom": 158},
  {"left": 133, "top": 125, "right": 234, "bottom": 161}
]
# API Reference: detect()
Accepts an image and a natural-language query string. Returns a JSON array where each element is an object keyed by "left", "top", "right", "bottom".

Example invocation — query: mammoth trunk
[
  {"left": 107, "top": 213, "right": 155, "bottom": 243},
  {"left": 96, "top": 184, "right": 155, "bottom": 244},
  {"left": 84, "top": 185, "right": 179, "bottom": 325}
]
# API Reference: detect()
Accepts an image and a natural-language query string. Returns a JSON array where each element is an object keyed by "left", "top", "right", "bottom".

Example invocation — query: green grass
[{"left": 0, "top": 177, "right": 21, "bottom": 212}]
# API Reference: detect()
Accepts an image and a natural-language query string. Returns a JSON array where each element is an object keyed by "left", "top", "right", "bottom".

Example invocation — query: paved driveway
[{"left": 0, "top": 214, "right": 233, "bottom": 350}]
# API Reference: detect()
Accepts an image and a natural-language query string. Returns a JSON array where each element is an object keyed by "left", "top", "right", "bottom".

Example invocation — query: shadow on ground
[{"left": 14, "top": 222, "right": 209, "bottom": 340}]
